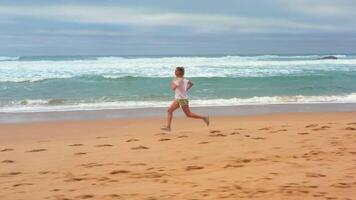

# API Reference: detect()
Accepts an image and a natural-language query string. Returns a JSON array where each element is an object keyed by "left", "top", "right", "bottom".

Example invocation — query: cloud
[
  {"left": 0, "top": 3, "right": 343, "bottom": 33},
  {"left": 33, "top": 29, "right": 131, "bottom": 37},
  {"left": 275, "top": 0, "right": 356, "bottom": 19}
]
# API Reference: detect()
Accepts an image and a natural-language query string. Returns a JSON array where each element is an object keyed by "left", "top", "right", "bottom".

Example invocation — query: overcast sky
[{"left": 0, "top": 0, "right": 355, "bottom": 56}]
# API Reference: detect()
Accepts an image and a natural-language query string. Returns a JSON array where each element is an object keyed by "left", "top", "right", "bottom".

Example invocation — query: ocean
[{"left": 1, "top": 54, "right": 356, "bottom": 112}]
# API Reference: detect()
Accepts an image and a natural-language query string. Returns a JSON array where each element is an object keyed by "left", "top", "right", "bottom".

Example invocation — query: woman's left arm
[{"left": 186, "top": 80, "right": 194, "bottom": 91}]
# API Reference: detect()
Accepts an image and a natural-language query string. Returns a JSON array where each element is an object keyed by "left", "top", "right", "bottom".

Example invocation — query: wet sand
[
  {"left": 1, "top": 112, "right": 356, "bottom": 199},
  {"left": 1, "top": 103, "right": 356, "bottom": 124}
]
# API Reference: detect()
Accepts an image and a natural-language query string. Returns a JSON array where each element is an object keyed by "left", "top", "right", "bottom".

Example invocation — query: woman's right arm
[{"left": 171, "top": 80, "right": 177, "bottom": 91}]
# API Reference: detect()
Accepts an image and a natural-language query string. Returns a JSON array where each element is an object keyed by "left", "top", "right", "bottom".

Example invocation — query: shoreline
[{"left": 1, "top": 102, "right": 356, "bottom": 124}]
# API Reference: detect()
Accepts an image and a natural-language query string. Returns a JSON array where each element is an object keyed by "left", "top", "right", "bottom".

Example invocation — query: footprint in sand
[
  {"left": 105, "top": 194, "right": 121, "bottom": 198},
  {"left": 209, "top": 133, "right": 226, "bottom": 137},
  {"left": 76, "top": 194, "right": 94, "bottom": 199},
  {"left": 68, "top": 144, "right": 83, "bottom": 147},
  {"left": 199, "top": 141, "right": 210, "bottom": 144},
  {"left": 269, "top": 129, "right": 288, "bottom": 133},
  {"left": 27, "top": 149, "right": 47, "bottom": 152},
  {"left": 177, "top": 135, "right": 188, "bottom": 138},
  {"left": 0, "top": 172, "right": 21, "bottom": 177},
  {"left": 8, "top": 172, "right": 22, "bottom": 175},
  {"left": 2, "top": 160, "right": 14, "bottom": 163},
  {"left": 12, "top": 183, "right": 33, "bottom": 187},
  {"left": 96, "top": 136, "right": 107, "bottom": 139},
  {"left": 330, "top": 182, "right": 352, "bottom": 188},
  {"left": 259, "top": 127, "right": 272, "bottom": 131},
  {"left": 158, "top": 138, "right": 171, "bottom": 141},
  {"left": 64, "top": 174, "right": 88, "bottom": 182},
  {"left": 224, "top": 164, "right": 244, "bottom": 168},
  {"left": 306, "top": 124, "right": 318, "bottom": 128},
  {"left": 74, "top": 152, "right": 87, "bottom": 155},
  {"left": 131, "top": 145, "right": 149, "bottom": 150},
  {"left": 298, "top": 132, "right": 310, "bottom": 135},
  {"left": 312, "top": 128, "right": 325, "bottom": 131},
  {"left": 209, "top": 130, "right": 221, "bottom": 133},
  {"left": 185, "top": 166, "right": 204, "bottom": 171},
  {"left": 0, "top": 148, "right": 14, "bottom": 152},
  {"left": 252, "top": 137, "right": 265, "bottom": 140},
  {"left": 240, "top": 159, "right": 252, "bottom": 163},
  {"left": 305, "top": 172, "right": 327, "bottom": 178},
  {"left": 230, "top": 132, "right": 240, "bottom": 135},
  {"left": 345, "top": 127, "right": 356, "bottom": 131},
  {"left": 230, "top": 158, "right": 252, "bottom": 164},
  {"left": 347, "top": 122, "right": 356, "bottom": 125},
  {"left": 129, "top": 163, "right": 147, "bottom": 166},
  {"left": 130, "top": 171, "right": 167, "bottom": 179},
  {"left": 224, "top": 158, "right": 252, "bottom": 168},
  {"left": 94, "top": 144, "right": 113, "bottom": 147},
  {"left": 95, "top": 176, "right": 110, "bottom": 181},
  {"left": 302, "top": 150, "right": 325, "bottom": 158},
  {"left": 39, "top": 171, "right": 57, "bottom": 175},
  {"left": 311, "top": 126, "right": 330, "bottom": 131},
  {"left": 80, "top": 163, "right": 103, "bottom": 168},
  {"left": 312, "top": 193, "right": 326, "bottom": 197},
  {"left": 126, "top": 138, "right": 139, "bottom": 142},
  {"left": 324, "top": 197, "right": 339, "bottom": 200},
  {"left": 110, "top": 170, "right": 130, "bottom": 174}
]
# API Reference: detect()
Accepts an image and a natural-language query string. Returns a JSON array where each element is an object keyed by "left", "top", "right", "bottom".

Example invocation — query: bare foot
[
  {"left": 204, "top": 116, "right": 210, "bottom": 126},
  {"left": 160, "top": 126, "right": 171, "bottom": 132}
]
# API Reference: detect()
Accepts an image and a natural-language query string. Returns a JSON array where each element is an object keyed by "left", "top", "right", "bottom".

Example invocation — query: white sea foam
[
  {"left": 0, "top": 56, "right": 20, "bottom": 61},
  {"left": 1, "top": 93, "right": 355, "bottom": 113},
  {"left": 0, "top": 55, "right": 356, "bottom": 82}
]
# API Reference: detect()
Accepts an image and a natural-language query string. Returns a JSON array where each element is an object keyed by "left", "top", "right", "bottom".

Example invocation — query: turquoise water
[{"left": 1, "top": 54, "right": 356, "bottom": 112}]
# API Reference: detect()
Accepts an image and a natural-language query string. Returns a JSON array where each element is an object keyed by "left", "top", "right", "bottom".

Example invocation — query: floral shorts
[{"left": 176, "top": 99, "right": 189, "bottom": 106}]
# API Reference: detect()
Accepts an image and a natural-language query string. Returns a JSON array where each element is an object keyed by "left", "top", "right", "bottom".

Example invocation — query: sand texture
[{"left": 1, "top": 112, "right": 356, "bottom": 199}]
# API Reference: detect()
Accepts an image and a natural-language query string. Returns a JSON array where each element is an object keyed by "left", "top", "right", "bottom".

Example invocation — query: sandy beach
[
  {"left": 1, "top": 111, "right": 356, "bottom": 199},
  {"left": 2, "top": 0, "right": 356, "bottom": 199}
]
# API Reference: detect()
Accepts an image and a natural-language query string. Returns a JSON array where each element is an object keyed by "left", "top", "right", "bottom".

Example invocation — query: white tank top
[{"left": 174, "top": 78, "right": 189, "bottom": 99}]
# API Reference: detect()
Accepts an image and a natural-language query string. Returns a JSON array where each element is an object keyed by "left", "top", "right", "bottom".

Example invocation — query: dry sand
[{"left": 1, "top": 112, "right": 356, "bottom": 200}]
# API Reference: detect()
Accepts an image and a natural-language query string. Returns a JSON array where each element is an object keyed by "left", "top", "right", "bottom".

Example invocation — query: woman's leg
[
  {"left": 182, "top": 105, "right": 209, "bottom": 126},
  {"left": 165, "top": 100, "right": 180, "bottom": 129}
]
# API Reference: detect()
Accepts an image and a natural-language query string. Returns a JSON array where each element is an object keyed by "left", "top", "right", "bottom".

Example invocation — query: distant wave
[
  {"left": 1, "top": 56, "right": 356, "bottom": 82},
  {"left": 0, "top": 56, "right": 20, "bottom": 61},
  {"left": 1, "top": 71, "right": 355, "bottom": 84},
  {"left": 95, "top": 54, "right": 350, "bottom": 62},
  {"left": 1, "top": 93, "right": 356, "bottom": 113},
  {"left": 0, "top": 54, "right": 350, "bottom": 62},
  {"left": 96, "top": 54, "right": 348, "bottom": 61}
]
